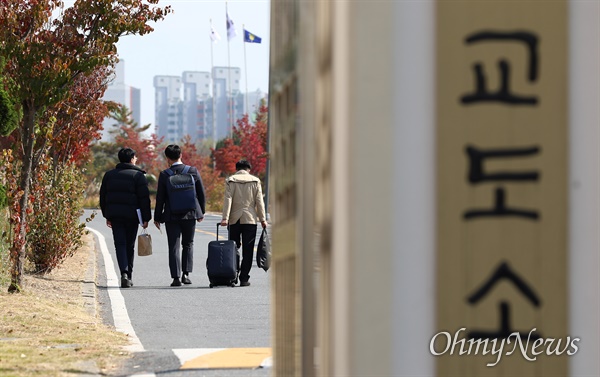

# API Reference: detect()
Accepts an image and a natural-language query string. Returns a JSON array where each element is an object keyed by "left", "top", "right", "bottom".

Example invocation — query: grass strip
[{"left": 0, "top": 233, "right": 130, "bottom": 377}]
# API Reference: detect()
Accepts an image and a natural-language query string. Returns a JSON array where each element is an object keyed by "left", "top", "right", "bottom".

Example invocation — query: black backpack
[{"left": 165, "top": 165, "right": 197, "bottom": 214}]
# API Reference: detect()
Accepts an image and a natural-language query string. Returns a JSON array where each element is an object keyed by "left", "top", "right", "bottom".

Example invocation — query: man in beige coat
[{"left": 220, "top": 159, "right": 267, "bottom": 286}]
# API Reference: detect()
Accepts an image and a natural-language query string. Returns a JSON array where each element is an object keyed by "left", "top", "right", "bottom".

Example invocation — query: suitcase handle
[{"left": 216, "top": 222, "right": 224, "bottom": 240}]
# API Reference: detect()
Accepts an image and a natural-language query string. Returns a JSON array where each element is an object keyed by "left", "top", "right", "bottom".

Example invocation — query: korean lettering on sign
[
  {"left": 461, "top": 29, "right": 543, "bottom": 343},
  {"left": 436, "top": 2, "right": 568, "bottom": 376}
]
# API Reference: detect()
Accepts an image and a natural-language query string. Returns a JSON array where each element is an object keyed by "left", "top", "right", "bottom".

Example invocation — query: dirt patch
[{"left": 0, "top": 233, "right": 130, "bottom": 376}]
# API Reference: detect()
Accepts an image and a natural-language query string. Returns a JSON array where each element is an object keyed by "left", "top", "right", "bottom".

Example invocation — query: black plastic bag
[{"left": 256, "top": 228, "right": 271, "bottom": 271}]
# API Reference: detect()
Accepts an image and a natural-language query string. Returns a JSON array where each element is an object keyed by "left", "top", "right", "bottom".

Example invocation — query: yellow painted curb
[{"left": 181, "top": 347, "right": 272, "bottom": 369}]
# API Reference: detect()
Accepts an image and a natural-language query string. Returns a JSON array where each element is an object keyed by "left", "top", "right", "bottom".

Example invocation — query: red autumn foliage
[
  {"left": 199, "top": 155, "right": 225, "bottom": 213},
  {"left": 0, "top": 0, "right": 171, "bottom": 292},
  {"left": 213, "top": 138, "right": 243, "bottom": 175},
  {"left": 164, "top": 136, "right": 223, "bottom": 212},
  {"left": 178, "top": 135, "right": 206, "bottom": 171},
  {"left": 213, "top": 104, "right": 268, "bottom": 178},
  {"left": 46, "top": 66, "right": 112, "bottom": 167},
  {"left": 114, "top": 123, "right": 163, "bottom": 176}
]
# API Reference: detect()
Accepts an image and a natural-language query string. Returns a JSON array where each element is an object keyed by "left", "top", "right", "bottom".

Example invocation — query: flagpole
[
  {"left": 243, "top": 24, "right": 249, "bottom": 116},
  {"left": 226, "top": 1, "right": 233, "bottom": 138},
  {"left": 210, "top": 18, "right": 216, "bottom": 153}
]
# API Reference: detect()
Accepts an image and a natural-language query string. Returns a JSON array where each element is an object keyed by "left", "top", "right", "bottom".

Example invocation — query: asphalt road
[{"left": 84, "top": 209, "right": 272, "bottom": 377}]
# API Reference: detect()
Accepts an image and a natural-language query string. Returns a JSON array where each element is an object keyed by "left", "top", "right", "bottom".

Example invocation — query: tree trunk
[{"left": 8, "top": 101, "right": 36, "bottom": 293}]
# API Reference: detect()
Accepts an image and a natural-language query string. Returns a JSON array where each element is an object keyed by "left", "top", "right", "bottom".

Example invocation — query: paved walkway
[{"left": 83, "top": 211, "right": 272, "bottom": 376}]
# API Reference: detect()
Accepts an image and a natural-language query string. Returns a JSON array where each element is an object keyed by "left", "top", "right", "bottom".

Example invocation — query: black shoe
[
  {"left": 121, "top": 273, "right": 132, "bottom": 288},
  {"left": 182, "top": 274, "right": 192, "bottom": 285},
  {"left": 171, "top": 278, "right": 182, "bottom": 287},
  {"left": 240, "top": 281, "right": 250, "bottom": 287}
]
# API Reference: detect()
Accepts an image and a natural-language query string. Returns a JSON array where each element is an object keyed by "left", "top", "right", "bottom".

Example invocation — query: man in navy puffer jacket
[{"left": 100, "top": 148, "right": 151, "bottom": 288}]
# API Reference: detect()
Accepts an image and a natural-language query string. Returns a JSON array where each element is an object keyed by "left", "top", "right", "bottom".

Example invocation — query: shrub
[
  {"left": 26, "top": 158, "right": 88, "bottom": 274},
  {"left": 206, "top": 178, "right": 225, "bottom": 213},
  {"left": 82, "top": 194, "right": 100, "bottom": 209}
]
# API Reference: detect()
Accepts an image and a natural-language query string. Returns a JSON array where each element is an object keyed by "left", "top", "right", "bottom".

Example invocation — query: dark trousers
[
  {"left": 111, "top": 220, "right": 139, "bottom": 278},
  {"left": 165, "top": 219, "right": 196, "bottom": 278},
  {"left": 229, "top": 221, "right": 258, "bottom": 283}
]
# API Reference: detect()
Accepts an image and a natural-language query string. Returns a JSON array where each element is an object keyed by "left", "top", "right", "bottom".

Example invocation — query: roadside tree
[
  {"left": 0, "top": 0, "right": 171, "bottom": 292},
  {"left": 111, "top": 106, "right": 164, "bottom": 181},
  {"left": 177, "top": 136, "right": 224, "bottom": 212},
  {"left": 83, "top": 105, "right": 163, "bottom": 201},
  {"left": 25, "top": 65, "right": 112, "bottom": 273},
  {"left": 213, "top": 138, "right": 243, "bottom": 175},
  {"left": 213, "top": 104, "right": 268, "bottom": 178}
]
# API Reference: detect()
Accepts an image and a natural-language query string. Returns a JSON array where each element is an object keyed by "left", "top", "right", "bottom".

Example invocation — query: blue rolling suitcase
[{"left": 206, "top": 223, "right": 239, "bottom": 288}]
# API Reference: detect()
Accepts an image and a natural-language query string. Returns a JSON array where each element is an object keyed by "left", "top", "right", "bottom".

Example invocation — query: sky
[{"left": 113, "top": 0, "right": 271, "bottom": 126}]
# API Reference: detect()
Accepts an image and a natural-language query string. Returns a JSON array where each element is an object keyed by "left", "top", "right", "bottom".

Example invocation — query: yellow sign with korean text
[{"left": 435, "top": 1, "right": 568, "bottom": 376}]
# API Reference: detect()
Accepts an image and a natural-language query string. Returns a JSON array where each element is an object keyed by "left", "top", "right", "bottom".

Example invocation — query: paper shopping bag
[{"left": 137, "top": 229, "right": 152, "bottom": 256}]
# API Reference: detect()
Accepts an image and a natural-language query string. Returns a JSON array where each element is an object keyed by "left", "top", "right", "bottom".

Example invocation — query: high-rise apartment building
[
  {"left": 154, "top": 67, "right": 264, "bottom": 143},
  {"left": 212, "top": 66, "right": 243, "bottom": 140},
  {"left": 245, "top": 89, "right": 267, "bottom": 119},
  {"left": 182, "top": 71, "right": 211, "bottom": 140},
  {"left": 101, "top": 60, "right": 141, "bottom": 142},
  {"left": 154, "top": 75, "right": 182, "bottom": 144}
]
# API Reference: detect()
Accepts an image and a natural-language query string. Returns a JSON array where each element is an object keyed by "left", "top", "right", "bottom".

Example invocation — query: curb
[
  {"left": 77, "top": 233, "right": 102, "bottom": 377},
  {"left": 80, "top": 234, "right": 97, "bottom": 317}
]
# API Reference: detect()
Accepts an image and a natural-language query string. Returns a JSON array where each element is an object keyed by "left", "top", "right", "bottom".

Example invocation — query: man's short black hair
[
  {"left": 236, "top": 159, "right": 252, "bottom": 171},
  {"left": 118, "top": 148, "right": 136, "bottom": 163},
  {"left": 165, "top": 144, "right": 181, "bottom": 161}
]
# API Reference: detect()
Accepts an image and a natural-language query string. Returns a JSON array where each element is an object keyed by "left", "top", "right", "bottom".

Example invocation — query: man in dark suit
[
  {"left": 154, "top": 144, "right": 206, "bottom": 287},
  {"left": 100, "top": 147, "right": 151, "bottom": 288}
]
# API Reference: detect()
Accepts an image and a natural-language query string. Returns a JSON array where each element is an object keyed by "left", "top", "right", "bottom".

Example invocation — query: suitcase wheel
[
  {"left": 230, "top": 283, "right": 236, "bottom": 287},
  {"left": 209, "top": 284, "right": 214, "bottom": 288}
]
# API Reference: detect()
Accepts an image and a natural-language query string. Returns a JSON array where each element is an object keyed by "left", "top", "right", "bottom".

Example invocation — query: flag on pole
[
  {"left": 210, "top": 25, "right": 221, "bottom": 43},
  {"left": 226, "top": 11, "right": 237, "bottom": 40},
  {"left": 243, "top": 29, "right": 262, "bottom": 44}
]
